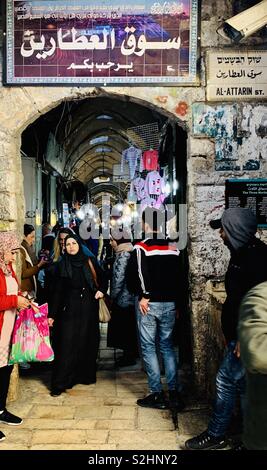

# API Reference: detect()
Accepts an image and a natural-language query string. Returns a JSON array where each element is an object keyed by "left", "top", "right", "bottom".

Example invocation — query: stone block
[
  {"left": 96, "top": 419, "right": 135, "bottom": 430},
  {"left": 116, "top": 383, "right": 146, "bottom": 393},
  {"left": 0, "top": 155, "right": 16, "bottom": 171},
  {"left": 30, "top": 444, "right": 117, "bottom": 450},
  {"left": 3, "top": 429, "right": 32, "bottom": 447},
  {"left": 20, "top": 418, "right": 97, "bottom": 430},
  {"left": 32, "top": 429, "right": 87, "bottom": 445},
  {"left": 63, "top": 396, "right": 104, "bottom": 406},
  {"left": 0, "top": 192, "right": 18, "bottom": 221},
  {"left": 138, "top": 408, "right": 174, "bottom": 431},
  {"left": 7, "top": 402, "right": 33, "bottom": 418},
  {"left": 74, "top": 405, "right": 112, "bottom": 419},
  {"left": 111, "top": 406, "right": 136, "bottom": 420},
  {"left": 0, "top": 171, "right": 16, "bottom": 192},
  {"left": 178, "top": 411, "right": 210, "bottom": 436},
  {"left": 86, "top": 429, "right": 109, "bottom": 444},
  {"left": 195, "top": 185, "right": 225, "bottom": 203},
  {"left": 109, "top": 430, "right": 178, "bottom": 450},
  {"left": 189, "top": 241, "right": 229, "bottom": 277},
  {"left": 30, "top": 405, "right": 75, "bottom": 419}
]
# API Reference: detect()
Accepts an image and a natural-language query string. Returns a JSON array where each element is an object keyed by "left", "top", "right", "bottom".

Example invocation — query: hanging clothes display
[
  {"left": 158, "top": 120, "right": 176, "bottom": 166},
  {"left": 144, "top": 170, "right": 165, "bottom": 196},
  {"left": 121, "top": 146, "right": 142, "bottom": 180},
  {"left": 123, "top": 123, "right": 170, "bottom": 213},
  {"left": 131, "top": 177, "right": 147, "bottom": 201},
  {"left": 141, "top": 149, "right": 159, "bottom": 171}
]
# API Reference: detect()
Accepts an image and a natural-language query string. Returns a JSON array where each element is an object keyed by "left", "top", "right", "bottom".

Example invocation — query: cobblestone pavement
[{"left": 0, "top": 326, "right": 225, "bottom": 451}]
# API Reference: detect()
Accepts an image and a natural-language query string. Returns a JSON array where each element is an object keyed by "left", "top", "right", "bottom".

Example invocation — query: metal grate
[{"left": 127, "top": 122, "right": 160, "bottom": 151}]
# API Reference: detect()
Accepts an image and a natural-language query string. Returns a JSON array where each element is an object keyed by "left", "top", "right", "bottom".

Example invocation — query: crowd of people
[{"left": 0, "top": 205, "right": 267, "bottom": 449}]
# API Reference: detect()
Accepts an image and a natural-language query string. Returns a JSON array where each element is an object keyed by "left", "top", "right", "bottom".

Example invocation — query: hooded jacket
[{"left": 220, "top": 208, "right": 267, "bottom": 341}]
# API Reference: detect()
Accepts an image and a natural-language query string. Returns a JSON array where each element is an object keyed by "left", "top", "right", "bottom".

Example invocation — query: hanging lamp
[{"left": 93, "top": 151, "right": 110, "bottom": 183}]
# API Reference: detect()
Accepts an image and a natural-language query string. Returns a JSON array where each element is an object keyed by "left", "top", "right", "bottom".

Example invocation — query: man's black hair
[{"left": 141, "top": 207, "right": 166, "bottom": 233}]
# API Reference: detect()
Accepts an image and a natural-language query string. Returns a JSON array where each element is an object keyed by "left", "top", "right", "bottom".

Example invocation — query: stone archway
[
  {"left": 2, "top": 86, "right": 213, "bottom": 395},
  {"left": 0, "top": 85, "right": 187, "bottom": 234}
]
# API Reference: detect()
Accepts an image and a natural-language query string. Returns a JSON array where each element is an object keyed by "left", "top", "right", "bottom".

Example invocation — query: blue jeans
[
  {"left": 136, "top": 301, "right": 179, "bottom": 393},
  {"left": 208, "top": 341, "right": 246, "bottom": 437}
]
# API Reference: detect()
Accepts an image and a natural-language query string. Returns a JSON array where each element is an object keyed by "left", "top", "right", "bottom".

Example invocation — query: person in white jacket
[{"left": 238, "top": 281, "right": 267, "bottom": 450}]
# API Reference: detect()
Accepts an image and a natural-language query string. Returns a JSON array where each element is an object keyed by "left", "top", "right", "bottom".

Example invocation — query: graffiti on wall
[{"left": 192, "top": 103, "right": 267, "bottom": 171}]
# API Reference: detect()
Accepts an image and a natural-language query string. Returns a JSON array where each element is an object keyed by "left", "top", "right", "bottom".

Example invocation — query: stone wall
[{"left": 0, "top": 0, "right": 267, "bottom": 396}]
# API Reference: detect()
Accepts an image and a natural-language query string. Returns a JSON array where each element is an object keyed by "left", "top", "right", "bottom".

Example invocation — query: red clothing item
[
  {"left": 141, "top": 150, "right": 159, "bottom": 171},
  {"left": 0, "top": 267, "right": 18, "bottom": 335}
]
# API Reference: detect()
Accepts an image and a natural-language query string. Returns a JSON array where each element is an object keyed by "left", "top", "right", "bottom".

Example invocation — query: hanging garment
[
  {"left": 140, "top": 196, "right": 158, "bottom": 211},
  {"left": 141, "top": 150, "right": 159, "bottom": 171},
  {"left": 154, "top": 193, "right": 166, "bottom": 209},
  {"left": 158, "top": 120, "right": 176, "bottom": 165},
  {"left": 131, "top": 177, "right": 147, "bottom": 201},
  {"left": 145, "top": 171, "right": 165, "bottom": 196},
  {"left": 121, "top": 146, "right": 142, "bottom": 180}
]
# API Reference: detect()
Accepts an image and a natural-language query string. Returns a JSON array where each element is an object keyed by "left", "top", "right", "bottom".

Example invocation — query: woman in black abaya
[{"left": 48, "top": 235, "right": 107, "bottom": 396}]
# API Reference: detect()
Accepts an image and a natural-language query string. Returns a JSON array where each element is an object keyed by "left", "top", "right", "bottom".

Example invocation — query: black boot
[{"left": 137, "top": 391, "right": 168, "bottom": 409}]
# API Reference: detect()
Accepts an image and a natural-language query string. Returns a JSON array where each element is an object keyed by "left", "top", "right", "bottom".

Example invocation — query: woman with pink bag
[{"left": 0, "top": 231, "right": 31, "bottom": 442}]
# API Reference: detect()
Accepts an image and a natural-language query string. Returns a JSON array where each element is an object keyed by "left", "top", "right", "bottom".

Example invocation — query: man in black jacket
[
  {"left": 127, "top": 207, "right": 183, "bottom": 410},
  {"left": 185, "top": 207, "right": 267, "bottom": 450}
]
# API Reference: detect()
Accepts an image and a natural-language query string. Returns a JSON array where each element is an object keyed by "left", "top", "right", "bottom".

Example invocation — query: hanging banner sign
[
  {"left": 5, "top": 0, "right": 199, "bottom": 86},
  {"left": 207, "top": 51, "right": 267, "bottom": 101}
]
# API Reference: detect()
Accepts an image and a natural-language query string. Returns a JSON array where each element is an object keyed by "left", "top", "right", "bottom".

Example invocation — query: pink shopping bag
[{"left": 9, "top": 303, "right": 54, "bottom": 364}]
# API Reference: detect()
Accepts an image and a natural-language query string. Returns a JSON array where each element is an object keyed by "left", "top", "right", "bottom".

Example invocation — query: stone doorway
[{"left": 19, "top": 91, "right": 191, "bottom": 371}]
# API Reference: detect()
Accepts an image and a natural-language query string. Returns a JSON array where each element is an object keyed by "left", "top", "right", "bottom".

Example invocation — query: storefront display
[{"left": 120, "top": 141, "right": 168, "bottom": 212}]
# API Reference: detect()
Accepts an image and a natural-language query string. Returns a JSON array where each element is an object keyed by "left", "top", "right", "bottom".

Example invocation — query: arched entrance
[{"left": 19, "top": 91, "right": 191, "bottom": 373}]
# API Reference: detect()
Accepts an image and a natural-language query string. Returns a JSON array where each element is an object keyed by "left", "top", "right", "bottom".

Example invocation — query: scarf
[
  {"left": 58, "top": 235, "right": 94, "bottom": 288},
  {"left": 0, "top": 231, "right": 20, "bottom": 276}
]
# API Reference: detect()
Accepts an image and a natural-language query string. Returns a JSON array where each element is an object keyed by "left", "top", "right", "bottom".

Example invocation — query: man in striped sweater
[{"left": 126, "top": 207, "right": 184, "bottom": 410}]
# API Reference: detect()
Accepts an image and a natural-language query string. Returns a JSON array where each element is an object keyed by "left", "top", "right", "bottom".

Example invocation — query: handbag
[
  {"left": 99, "top": 297, "right": 111, "bottom": 323},
  {"left": 88, "top": 258, "right": 111, "bottom": 323},
  {"left": 9, "top": 303, "right": 54, "bottom": 364}
]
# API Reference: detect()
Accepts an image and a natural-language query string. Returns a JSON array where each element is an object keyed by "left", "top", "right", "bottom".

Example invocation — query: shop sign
[
  {"left": 226, "top": 179, "right": 267, "bottom": 228},
  {"left": 5, "top": 0, "right": 199, "bottom": 86},
  {"left": 113, "top": 164, "right": 130, "bottom": 182},
  {"left": 62, "top": 202, "right": 70, "bottom": 227},
  {"left": 207, "top": 51, "right": 267, "bottom": 101}
]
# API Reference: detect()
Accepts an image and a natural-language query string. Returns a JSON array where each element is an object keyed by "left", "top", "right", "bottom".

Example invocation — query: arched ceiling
[{"left": 21, "top": 95, "right": 168, "bottom": 201}]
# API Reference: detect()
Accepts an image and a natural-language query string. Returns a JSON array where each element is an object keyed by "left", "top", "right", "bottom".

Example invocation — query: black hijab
[{"left": 58, "top": 235, "right": 94, "bottom": 288}]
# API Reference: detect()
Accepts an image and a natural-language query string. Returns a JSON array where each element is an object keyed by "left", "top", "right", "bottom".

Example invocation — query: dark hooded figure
[
  {"left": 48, "top": 235, "right": 108, "bottom": 396},
  {"left": 185, "top": 208, "right": 267, "bottom": 450}
]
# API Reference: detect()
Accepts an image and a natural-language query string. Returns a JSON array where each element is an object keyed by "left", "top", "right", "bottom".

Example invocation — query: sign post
[{"left": 207, "top": 51, "right": 267, "bottom": 101}]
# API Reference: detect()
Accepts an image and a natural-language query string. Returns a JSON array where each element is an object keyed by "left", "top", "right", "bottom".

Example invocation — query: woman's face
[
  {"left": 65, "top": 238, "right": 79, "bottom": 255},
  {"left": 25, "top": 230, "right": 35, "bottom": 246},
  {"left": 4, "top": 248, "right": 19, "bottom": 265}
]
